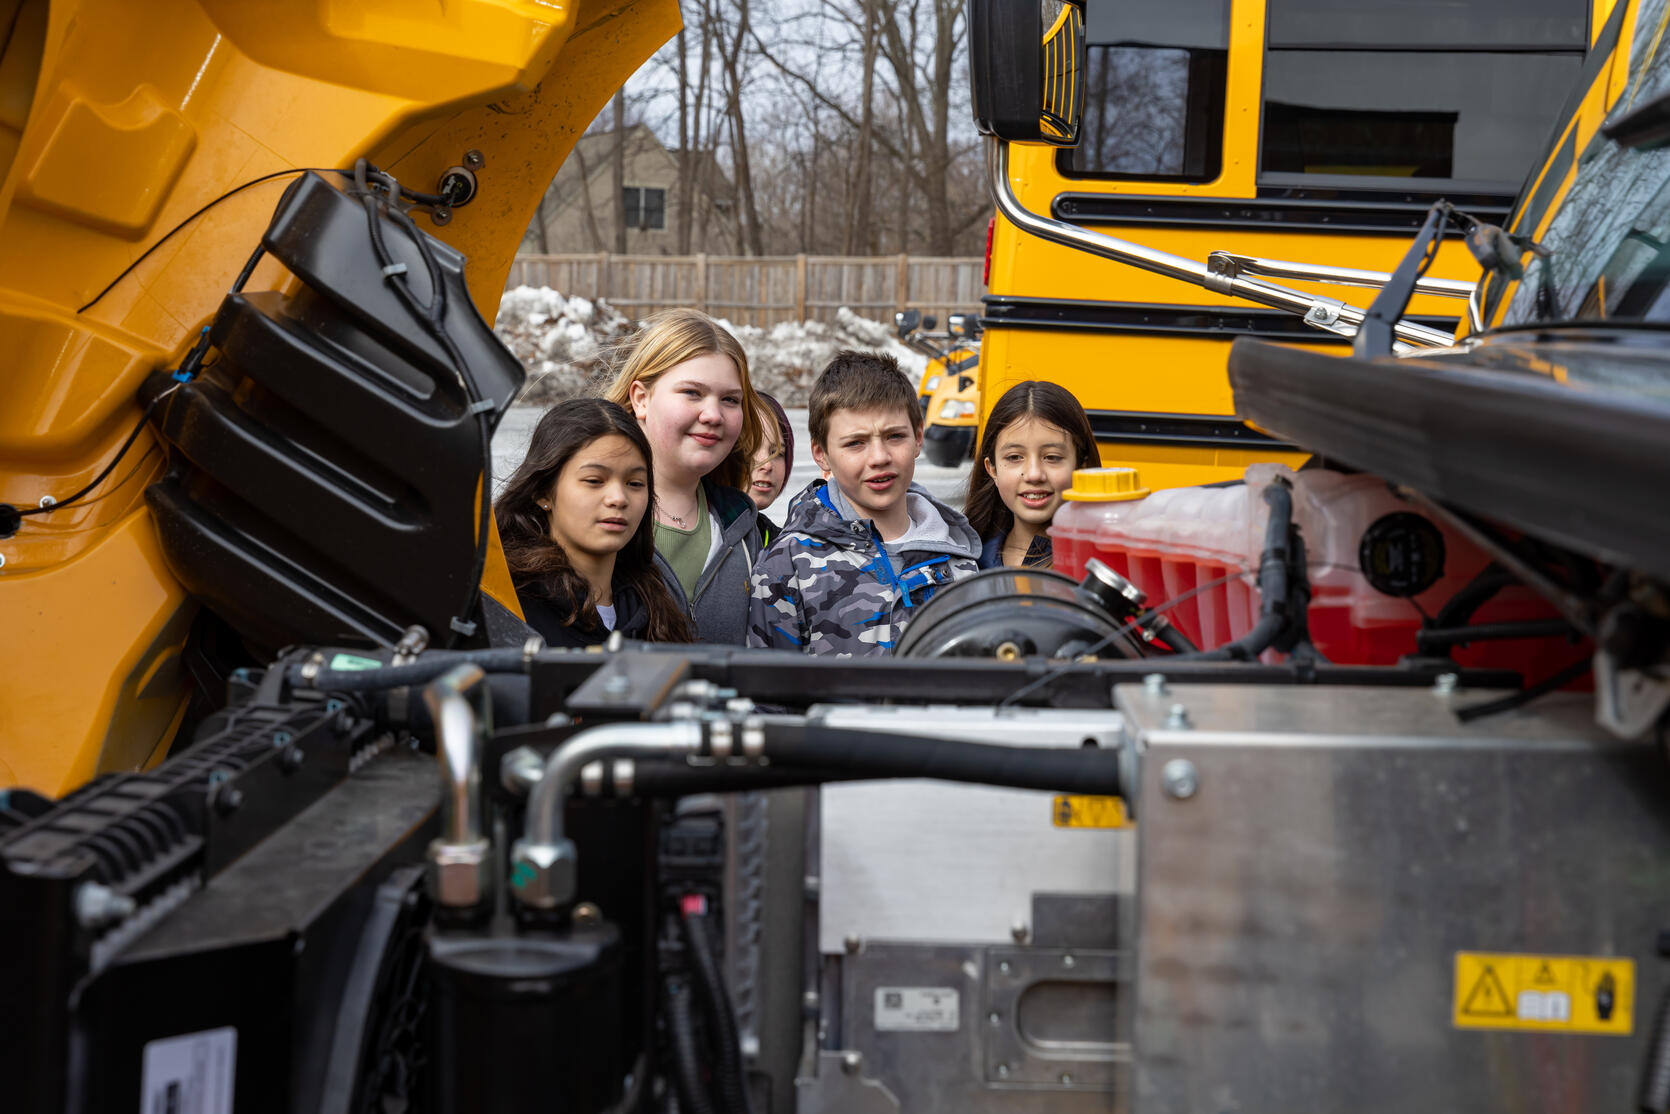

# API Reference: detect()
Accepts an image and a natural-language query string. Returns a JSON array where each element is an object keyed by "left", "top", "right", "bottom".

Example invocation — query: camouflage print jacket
[{"left": 747, "top": 479, "right": 981, "bottom": 656}]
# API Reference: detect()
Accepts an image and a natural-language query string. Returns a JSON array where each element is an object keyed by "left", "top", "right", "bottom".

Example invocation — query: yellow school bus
[{"left": 980, "top": 0, "right": 1617, "bottom": 491}]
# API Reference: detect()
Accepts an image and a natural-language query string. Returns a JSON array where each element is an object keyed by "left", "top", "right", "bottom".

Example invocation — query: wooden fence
[{"left": 505, "top": 253, "right": 985, "bottom": 327}]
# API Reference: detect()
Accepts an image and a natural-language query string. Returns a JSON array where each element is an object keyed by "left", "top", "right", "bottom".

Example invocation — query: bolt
[
  {"left": 1062, "top": 953, "right": 1076, "bottom": 969},
  {"left": 273, "top": 730, "right": 293, "bottom": 747},
  {"left": 1161, "top": 758, "right": 1199, "bottom": 800},
  {"left": 844, "top": 933, "right": 861, "bottom": 954},
  {"left": 324, "top": 699, "right": 343, "bottom": 713},
  {"left": 1060, "top": 1073, "right": 1074, "bottom": 1085},
  {"left": 1143, "top": 672, "right": 1167, "bottom": 696},
  {"left": 1433, "top": 672, "right": 1459, "bottom": 696},
  {"left": 37, "top": 495, "right": 56, "bottom": 509},
  {"left": 1011, "top": 921, "right": 1029, "bottom": 943},
  {"left": 464, "top": 149, "right": 485, "bottom": 169},
  {"left": 841, "top": 1051, "right": 861, "bottom": 1074},
  {"left": 603, "top": 674, "right": 631, "bottom": 699},
  {"left": 998, "top": 960, "right": 1012, "bottom": 975},
  {"left": 802, "top": 990, "right": 821, "bottom": 1013},
  {"left": 803, "top": 874, "right": 820, "bottom": 898},
  {"left": 214, "top": 785, "right": 245, "bottom": 814},
  {"left": 572, "top": 901, "right": 602, "bottom": 926},
  {"left": 74, "top": 881, "right": 137, "bottom": 928},
  {"left": 996, "top": 1063, "right": 1011, "bottom": 1078},
  {"left": 430, "top": 205, "right": 452, "bottom": 226},
  {"left": 988, "top": 1011, "right": 1001, "bottom": 1026},
  {"left": 280, "top": 746, "right": 305, "bottom": 773},
  {"left": 1165, "top": 703, "right": 1190, "bottom": 729}
]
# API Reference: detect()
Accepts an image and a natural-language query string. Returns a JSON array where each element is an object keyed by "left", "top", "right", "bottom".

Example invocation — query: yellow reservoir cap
[{"left": 1062, "top": 467, "right": 1150, "bottom": 503}]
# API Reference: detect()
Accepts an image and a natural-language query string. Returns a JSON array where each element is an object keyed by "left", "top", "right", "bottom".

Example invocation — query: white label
[
  {"left": 874, "top": 986, "right": 960, "bottom": 1032},
  {"left": 141, "top": 1026, "right": 236, "bottom": 1114}
]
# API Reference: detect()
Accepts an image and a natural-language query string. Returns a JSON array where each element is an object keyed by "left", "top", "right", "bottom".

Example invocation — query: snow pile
[
  {"left": 495, "top": 286, "right": 930, "bottom": 407},
  {"left": 494, "top": 286, "right": 636, "bottom": 402}
]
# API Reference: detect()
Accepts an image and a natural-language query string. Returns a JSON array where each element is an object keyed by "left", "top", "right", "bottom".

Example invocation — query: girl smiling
[
  {"left": 964, "top": 381, "right": 1099, "bottom": 570},
  {"left": 603, "top": 309, "right": 765, "bottom": 643}
]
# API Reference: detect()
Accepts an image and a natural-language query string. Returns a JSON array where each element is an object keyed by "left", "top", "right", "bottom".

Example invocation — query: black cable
[
  {"left": 680, "top": 907, "right": 752, "bottom": 1114},
  {"left": 76, "top": 167, "right": 358, "bottom": 314},
  {"left": 9, "top": 385, "right": 178, "bottom": 521},
  {"left": 349, "top": 159, "right": 494, "bottom": 647},
  {"left": 661, "top": 975, "right": 718, "bottom": 1114},
  {"left": 1454, "top": 656, "right": 1592, "bottom": 723},
  {"left": 285, "top": 647, "right": 530, "bottom": 692}
]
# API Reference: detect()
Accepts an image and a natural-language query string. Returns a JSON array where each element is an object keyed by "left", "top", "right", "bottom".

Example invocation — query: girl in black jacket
[{"left": 496, "top": 399, "right": 693, "bottom": 647}]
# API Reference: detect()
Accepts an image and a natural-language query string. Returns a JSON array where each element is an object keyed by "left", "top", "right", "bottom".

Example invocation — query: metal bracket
[{"left": 1302, "top": 297, "right": 1354, "bottom": 336}]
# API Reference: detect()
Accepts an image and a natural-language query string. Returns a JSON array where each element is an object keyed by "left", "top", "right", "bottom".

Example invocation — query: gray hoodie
[{"left": 655, "top": 479, "right": 762, "bottom": 645}]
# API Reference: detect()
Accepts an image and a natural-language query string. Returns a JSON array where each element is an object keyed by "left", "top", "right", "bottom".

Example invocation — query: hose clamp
[
  {"left": 522, "top": 635, "right": 545, "bottom": 664},
  {"left": 709, "top": 718, "right": 734, "bottom": 760},
  {"left": 612, "top": 758, "right": 635, "bottom": 797},
  {"left": 741, "top": 717, "right": 766, "bottom": 761},
  {"left": 580, "top": 760, "right": 605, "bottom": 797}
]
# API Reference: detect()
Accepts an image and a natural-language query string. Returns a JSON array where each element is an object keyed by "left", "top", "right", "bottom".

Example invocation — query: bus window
[
  {"left": 1063, "top": 0, "right": 1230, "bottom": 181},
  {"left": 1260, "top": 0, "right": 1589, "bottom": 193}
]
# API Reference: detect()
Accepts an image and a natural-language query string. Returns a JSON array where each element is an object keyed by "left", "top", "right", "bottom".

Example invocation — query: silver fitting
[
  {"left": 1433, "top": 672, "right": 1459, "bottom": 696},
  {"left": 522, "top": 634, "right": 546, "bottom": 663},
  {"left": 509, "top": 836, "right": 579, "bottom": 910},
  {"left": 612, "top": 758, "right": 635, "bottom": 796},
  {"left": 393, "top": 624, "right": 430, "bottom": 665},
  {"left": 741, "top": 717, "right": 766, "bottom": 760},
  {"left": 1161, "top": 758, "right": 1199, "bottom": 800},
  {"left": 1142, "top": 672, "right": 1168, "bottom": 696},
  {"left": 428, "top": 838, "right": 491, "bottom": 908},
  {"left": 709, "top": 719, "right": 734, "bottom": 760},
  {"left": 500, "top": 745, "right": 545, "bottom": 796},
  {"left": 580, "top": 760, "right": 605, "bottom": 797},
  {"left": 74, "top": 881, "right": 136, "bottom": 928},
  {"left": 1165, "top": 703, "right": 1190, "bottom": 729}
]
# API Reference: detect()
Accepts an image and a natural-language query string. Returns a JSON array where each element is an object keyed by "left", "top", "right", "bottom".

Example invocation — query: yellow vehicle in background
[
  {"left": 894, "top": 309, "right": 982, "bottom": 466},
  {"left": 980, "top": 0, "right": 1615, "bottom": 491}
]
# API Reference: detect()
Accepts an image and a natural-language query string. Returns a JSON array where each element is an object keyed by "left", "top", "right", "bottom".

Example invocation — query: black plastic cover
[
  {"left": 1227, "top": 331, "right": 1670, "bottom": 581},
  {"left": 143, "top": 172, "right": 524, "bottom": 653}
]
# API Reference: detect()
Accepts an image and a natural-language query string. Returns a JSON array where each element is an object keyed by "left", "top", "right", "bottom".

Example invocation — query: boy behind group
[{"left": 747, "top": 350, "right": 981, "bottom": 655}]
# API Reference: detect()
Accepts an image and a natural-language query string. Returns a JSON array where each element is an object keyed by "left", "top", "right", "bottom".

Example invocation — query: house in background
[{"left": 522, "top": 123, "right": 739, "bottom": 255}]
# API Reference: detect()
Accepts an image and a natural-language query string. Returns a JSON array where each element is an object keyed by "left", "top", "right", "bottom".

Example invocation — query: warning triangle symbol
[
  {"left": 1462, "top": 965, "right": 1515, "bottom": 1017},
  {"left": 1533, "top": 962, "right": 1557, "bottom": 986}
]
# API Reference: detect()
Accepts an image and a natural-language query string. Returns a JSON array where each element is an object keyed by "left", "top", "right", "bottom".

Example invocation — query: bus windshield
[{"left": 1495, "top": 0, "right": 1670, "bottom": 327}]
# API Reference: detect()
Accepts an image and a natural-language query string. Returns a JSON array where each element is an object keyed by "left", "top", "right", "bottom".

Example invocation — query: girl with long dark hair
[
  {"left": 496, "top": 399, "right": 692, "bottom": 645},
  {"left": 963, "top": 381, "right": 1099, "bottom": 570}
]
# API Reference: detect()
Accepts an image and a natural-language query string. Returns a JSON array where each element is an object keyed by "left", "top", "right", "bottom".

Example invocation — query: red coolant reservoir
[{"left": 1052, "top": 464, "right": 1576, "bottom": 671}]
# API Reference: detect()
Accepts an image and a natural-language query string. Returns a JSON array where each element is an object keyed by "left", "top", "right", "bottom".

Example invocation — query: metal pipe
[
  {"left": 511, "top": 721, "right": 705, "bottom": 911},
  {"left": 524, "top": 721, "right": 704, "bottom": 848},
  {"left": 1207, "top": 252, "right": 1475, "bottom": 298},
  {"left": 425, "top": 664, "right": 488, "bottom": 847},
  {"left": 986, "top": 140, "right": 1456, "bottom": 349}
]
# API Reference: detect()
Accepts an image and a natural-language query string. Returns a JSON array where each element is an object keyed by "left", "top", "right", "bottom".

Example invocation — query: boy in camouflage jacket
[{"left": 747, "top": 351, "right": 981, "bottom": 655}]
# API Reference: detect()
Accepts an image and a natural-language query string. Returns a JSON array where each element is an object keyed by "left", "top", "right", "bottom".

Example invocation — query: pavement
[{"left": 493, "top": 405, "right": 972, "bottom": 515}]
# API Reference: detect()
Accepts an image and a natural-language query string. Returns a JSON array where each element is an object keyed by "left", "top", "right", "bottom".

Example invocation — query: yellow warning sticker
[
  {"left": 1453, "top": 951, "right": 1634, "bottom": 1035},
  {"left": 1052, "top": 795, "right": 1130, "bottom": 829}
]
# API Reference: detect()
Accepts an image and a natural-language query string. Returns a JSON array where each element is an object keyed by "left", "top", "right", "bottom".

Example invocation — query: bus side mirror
[
  {"left": 948, "top": 313, "right": 981, "bottom": 338},
  {"left": 969, "top": 0, "right": 1086, "bottom": 145}
]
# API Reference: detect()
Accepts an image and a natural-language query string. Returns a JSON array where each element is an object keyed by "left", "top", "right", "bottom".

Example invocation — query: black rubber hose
[
  {"left": 680, "top": 909, "right": 752, "bottom": 1114},
  {"left": 760, "top": 723, "right": 1124, "bottom": 797},
  {"left": 1171, "top": 481, "right": 1294, "bottom": 662},
  {"left": 1414, "top": 619, "right": 1576, "bottom": 653},
  {"left": 1153, "top": 621, "right": 1199, "bottom": 655},
  {"left": 285, "top": 648, "right": 530, "bottom": 692},
  {"left": 662, "top": 977, "right": 718, "bottom": 1114},
  {"left": 1433, "top": 564, "right": 1515, "bottom": 630}
]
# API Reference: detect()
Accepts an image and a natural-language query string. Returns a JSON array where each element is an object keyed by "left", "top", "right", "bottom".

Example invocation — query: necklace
[{"left": 659, "top": 497, "right": 697, "bottom": 529}]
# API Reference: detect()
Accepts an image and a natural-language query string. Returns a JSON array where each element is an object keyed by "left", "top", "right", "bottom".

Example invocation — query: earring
[{"left": 538, "top": 501, "right": 550, "bottom": 511}]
